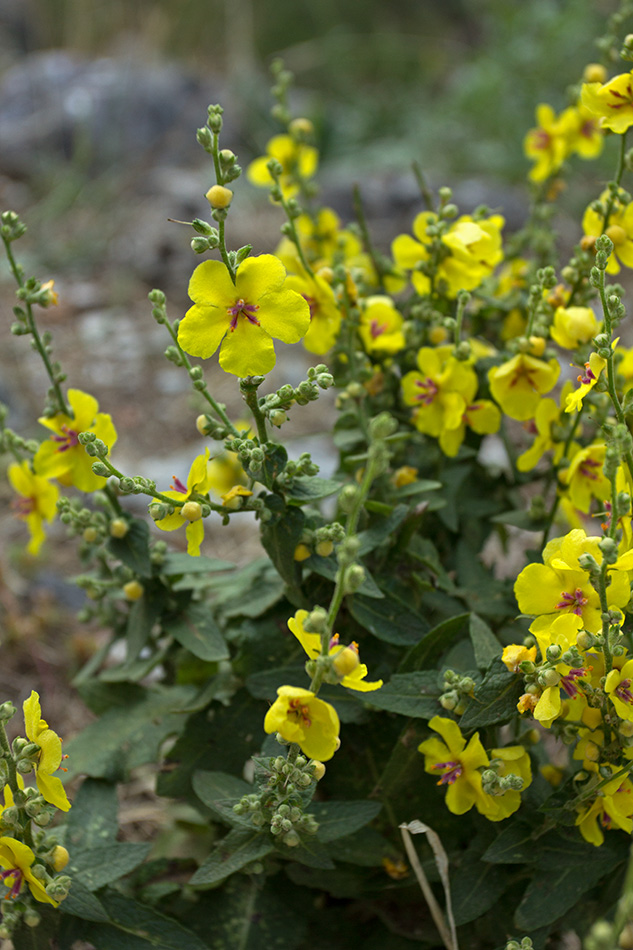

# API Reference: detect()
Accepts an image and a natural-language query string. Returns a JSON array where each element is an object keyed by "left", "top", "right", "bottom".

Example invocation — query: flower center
[
  {"left": 170, "top": 476, "right": 188, "bottom": 494},
  {"left": 560, "top": 668, "right": 587, "bottom": 698},
  {"left": 607, "top": 83, "right": 633, "bottom": 110},
  {"left": 555, "top": 588, "right": 588, "bottom": 616},
  {"left": 227, "top": 299, "right": 260, "bottom": 331},
  {"left": 431, "top": 760, "right": 463, "bottom": 786},
  {"left": 11, "top": 497, "right": 35, "bottom": 518},
  {"left": 51, "top": 424, "right": 80, "bottom": 453},
  {"left": 577, "top": 362, "right": 597, "bottom": 386},
  {"left": 370, "top": 319, "right": 388, "bottom": 339},
  {"left": 415, "top": 377, "right": 439, "bottom": 405},
  {"left": 533, "top": 128, "right": 551, "bottom": 151},
  {"left": 616, "top": 679, "right": 633, "bottom": 705},
  {"left": 288, "top": 698, "right": 312, "bottom": 728},
  {"left": 579, "top": 458, "right": 601, "bottom": 481},
  {"left": 0, "top": 867, "right": 23, "bottom": 900}
]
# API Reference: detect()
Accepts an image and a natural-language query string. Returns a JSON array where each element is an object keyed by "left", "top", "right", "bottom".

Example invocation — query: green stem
[
  {"left": 2, "top": 236, "right": 69, "bottom": 416},
  {"left": 163, "top": 318, "right": 239, "bottom": 436},
  {"left": 601, "top": 132, "right": 628, "bottom": 232},
  {"left": 352, "top": 185, "right": 388, "bottom": 290},
  {"left": 541, "top": 406, "right": 584, "bottom": 546},
  {"left": 0, "top": 722, "right": 19, "bottom": 798}
]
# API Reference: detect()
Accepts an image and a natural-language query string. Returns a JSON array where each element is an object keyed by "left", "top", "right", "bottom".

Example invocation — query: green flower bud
[{"left": 344, "top": 565, "right": 365, "bottom": 593}]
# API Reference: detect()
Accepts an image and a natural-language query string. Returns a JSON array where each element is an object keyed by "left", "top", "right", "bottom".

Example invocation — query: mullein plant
[{"left": 9, "top": 8, "right": 633, "bottom": 948}]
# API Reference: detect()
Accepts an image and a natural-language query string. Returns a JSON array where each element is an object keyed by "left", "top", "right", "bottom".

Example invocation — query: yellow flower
[
  {"left": 559, "top": 442, "right": 610, "bottom": 514},
  {"left": 151, "top": 449, "right": 213, "bottom": 556},
  {"left": 550, "top": 305, "right": 600, "bottom": 349},
  {"left": 501, "top": 644, "right": 537, "bottom": 673},
  {"left": 581, "top": 71, "right": 633, "bottom": 134},
  {"left": 288, "top": 610, "right": 382, "bottom": 692},
  {"left": 263, "top": 685, "right": 340, "bottom": 761},
  {"left": 246, "top": 134, "right": 318, "bottom": 198},
  {"left": 488, "top": 354, "right": 560, "bottom": 421},
  {"left": 178, "top": 255, "right": 310, "bottom": 377},
  {"left": 8, "top": 461, "right": 58, "bottom": 555},
  {"left": 33, "top": 389, "right": 117, "bottom": 492},
  {"left": 576, "top": 771, "right": 633, "bottom": 846},
  {"left": 418, "top": 717, "right": 491, "bottom": 816},
  {"left": 514, "top": 529, "right": 631, "bottom": 635},
  {"left": 23, "top": 691, "right": 70, "bottom": 812},
  {"left": 565, "top": 351, "right": 608, "bottom": 414},
  {"left": 516, "top": 383, "right": 576, "bottom": 472},
  {"left": 481, "top": 746, "right": 532, "bottom": 821},
  {"left": 523, "top": 104, "right": 572, "bottom": 182},
  {"left": 221, "top": 485, "right": 253, "bottom": 510},
  {"left": 392, "top": 212, "right": 504, "bottom": 298},
  {"left": 285, "top": 269, "right": 342, "bottom": 355},
  {"left": 561, "top": 104, "right": 604, "bottom": 160},
  {"left": 583, "top": 194, "right": 633, "bottom": 274},
  {"left": 605, "top": 659, "right": 633, "bottom": 721},
  {"left": 358, "top": 296, "right": 405, "bottom": 354},
  {"left": 0, "top": 837, "right": 58, "bottom": 905}
]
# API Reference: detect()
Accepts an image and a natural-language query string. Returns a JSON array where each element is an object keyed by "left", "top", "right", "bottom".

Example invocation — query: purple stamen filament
[
  {"left": 11, "top": 497, "right": 35, "bottom": 518},
  {"left": 227, "top": 299, "right": 260, "bottom": 331},
  {"left": 616, "top": 679, "right": 633, "bottom": 704},
  {"left": 0, "top": 867, "right": 23, "bottom": 900},
  {"left": 555, "top": 588, "right": 588, "bottom": 616},
  {"left": 370, "top": 320, "right": 388, "bottom": 339},
  {"left": 170, "top": 476, "right": 188, "bottom": 494},
  {"left": 578, "top": 364, "right": 596, "bottom": 385},
  {"left": 560, "top": 668, "right": 587, "bottom": 698},
  {"left": 415, "top": 377, "right": 438, "bottom": 405},
  {"left": 289, "top": 699, "right": 311, "bottom": 728},
  {"left": 431, "top": 760, "right": 463, "bottom": 786},
  {"left": 580, "top": 459, "right": 601, "bottom": 481},
  {"left": 51, "top": 424, "right": 80, "bottom": 453},
  {"left": 302, "top": 294, "right": 316, "bottom": 319}
]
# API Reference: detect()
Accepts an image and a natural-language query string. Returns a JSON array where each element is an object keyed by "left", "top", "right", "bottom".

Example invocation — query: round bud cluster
[
  {"left": 439, "top": 670, "right": 476, "bottom": 714},
  {"left": 56, "top": 496, "right": 108, "bottom": 546}
]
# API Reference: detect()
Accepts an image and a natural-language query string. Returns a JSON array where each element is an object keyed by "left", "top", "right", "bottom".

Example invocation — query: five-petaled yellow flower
[
  {"left": 264, "top": 685, "right": 340, "bottom": 761},
  {"left": 246, "top": 134, "right": 318, "bottom": 199},
  {"left": 288, "top": 610, "right": 383, "bottom": 692},
  {"left": 178, "top": 255, "right": 310, "bottom": 377},
  {"left": 33, "top": 389, "right": 117, "bottom": 493},
  {"left": 581, "top": 70, "right": 633, "bottom": 134},
  {"left": 151, "top": 449, "right": 213, "bottom": 556},
  {"left": 8, "top": 460, "right": 58, "bottom": 555},
  {"left": 23, "top": 691, "right": 70, "bottom": 812},
  {"left": 0, "top": 837, "right": 58, "bottom": 905}
]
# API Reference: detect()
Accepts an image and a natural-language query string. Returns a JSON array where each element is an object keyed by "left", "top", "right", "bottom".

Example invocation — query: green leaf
[
  {"left": 88, "top": 890, "right": 210, "bottom": 949},
  {"left": 161, "top": 553, "right": 235, "bottom": 575},
  {"left": 356, "top": 505, "right": 409, "bottom": 557},
  {"left": 325, "top": 827, "right": 392, "bottom": 866},
  {"left": 189, "top": 828, "right": 274, "bottom": 886},
  {"left": 164, "top": 603, "right": 229, "bottom": 662},
  {"left": 99, "top": 644, "right": 170, "bottom": 683},
  {"left": 188, "top": 877, "right": 308, "bottom": 950},
  {"left": 64, "top": 778, "right": 119, "bottom": 851},
  {"left": 68, "top": 842, "right": 151, "bottom": 891},
  {"left": 514, "top": 835, "right": 628, "bottom": 930},
  {"left": 218, "top": 561, "right": 286, "bottom": 618},
  {"left": 393, "top": 479, "right": 443, "bottom": 498},
  {"left": 366, "top": 671, "right": 441, "bottom": 718},
  {"left": 308, "top": 553, "right": 384, "bottom": 599},
  {"left": 59, "top": 878, "right": 110, "bottom": 923},
  {"left": 399, "top": 613, "right": 469, "bottom": 672},
  {"left": 261, "top": 504, "right": 304, "bottom": 587},
  {"left": 192, "top": 769, "right": 253, "bottom": 823},
  {"left": 491, "top": 509, "right": 547, "bottom": 530},
  {"left": 125, "top": 592, "right": 162, "bottom": 661},
  {"left": 469, "top": 613, "right": 501, "bottom": 670},
  {"left": 66, "top": 685, "right": 196, "bottom": 780},
  {"left": 279, "top": 836, "right": 335, "bottom": 869},
  {"left": 107, "top": 518, "right": 151, "bottom": 577},
  {"left": 312, "top": 800, "right": 382, "bottom": 842},
  {"left": 459, "top": 658, "right": 524, "bottom": 731},
  {"left": 285, "top": 476, "right": 342, "bottom": 503},
  {"left": 482, "top": 822, "right": 537, "bottom": 864},
  {"left": 11, "top": 909, "right": 59, "bottom": 950},
  {"left": 451, "top": 859, "right": 511, "bottom": 925},
  {"left": 350, "top": 593, "right": 428, "bottom": 645}
]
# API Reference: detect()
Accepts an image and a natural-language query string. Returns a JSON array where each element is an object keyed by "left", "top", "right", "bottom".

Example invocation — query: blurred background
[{"left": 0, "top": 0, "right": 623, "bottom": 726}]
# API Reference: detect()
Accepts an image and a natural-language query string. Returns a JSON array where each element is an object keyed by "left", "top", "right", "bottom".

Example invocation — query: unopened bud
[
  {"left": 181, "top": 501, "right": 203, "bottom": 522},
  {"left": 123, "top": 580, "right": 144, "bottom": 601},
  {"left": 206, "top": 185, "right": 233, "bottom": 209}
]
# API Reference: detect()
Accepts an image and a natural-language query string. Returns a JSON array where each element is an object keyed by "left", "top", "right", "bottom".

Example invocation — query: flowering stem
[
  {"left": 1, "top": 236, "right": 69, "bottom": 417},
  {"left": 541, "top": 406, "right": 584, "bottom": 545},
  {"left": 0, "top": 722, "right": 20, "bottom": 799},
  {"left": 162, "top": 317, "right": 239, "bottom": 436},
  {"left": 353, "top": 185, "right": 389, "bottom": 290},
  {"left": 601, "top": 131, "right": 628, "bottom": 232}
]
